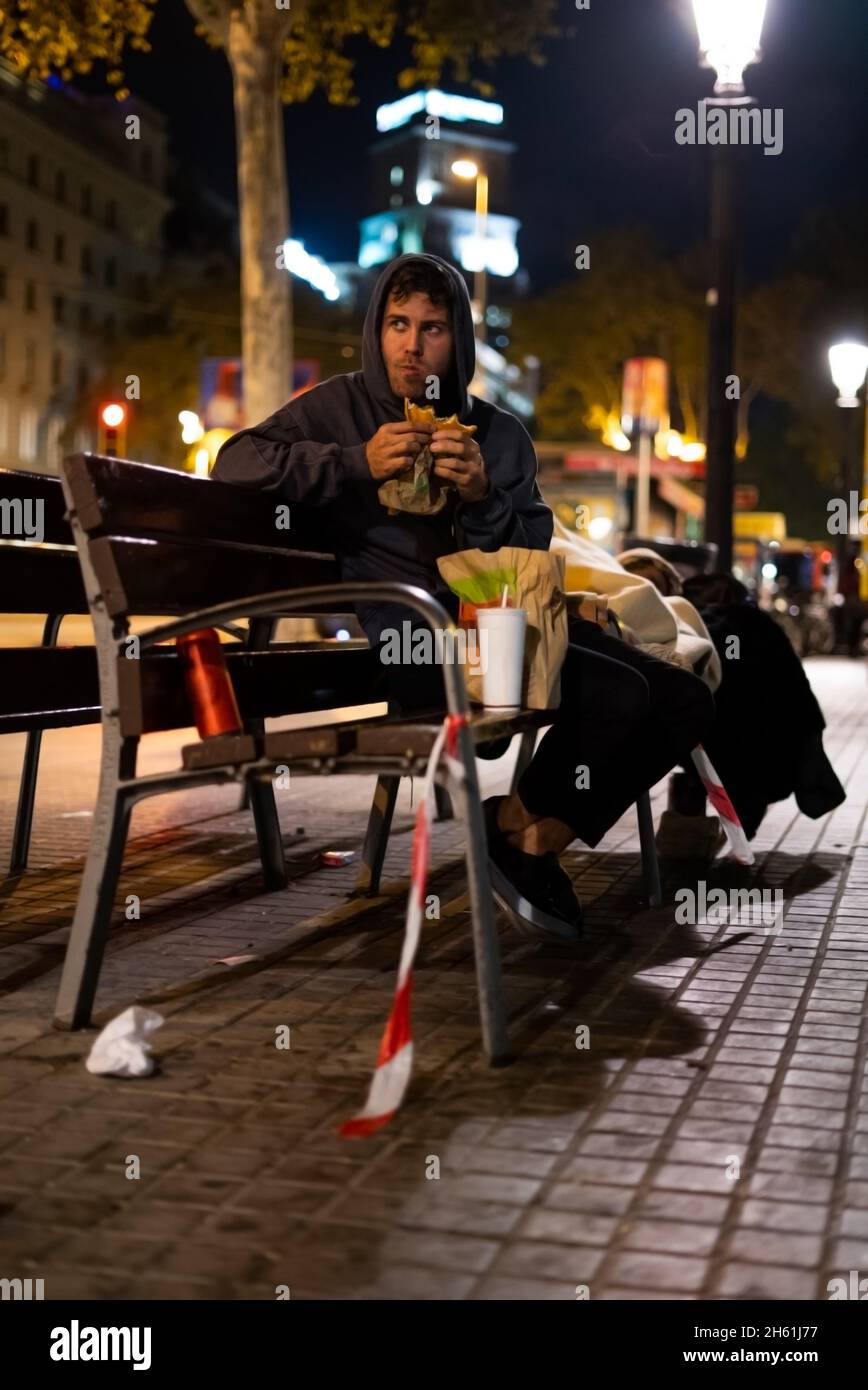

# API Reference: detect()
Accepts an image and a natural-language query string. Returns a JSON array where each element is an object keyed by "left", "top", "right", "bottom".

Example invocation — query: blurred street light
[
  {"left": 178, "top": 410, "right": 205, "bottom": 444},
  {"left": 828, "top": 340, "right": 868, "bottom": 596},
  {"left": 451, "top": 159, "right": 489, "bottom": 330},
  {"left": 690, "top": 0, "right": 768, "bottom": 574}
]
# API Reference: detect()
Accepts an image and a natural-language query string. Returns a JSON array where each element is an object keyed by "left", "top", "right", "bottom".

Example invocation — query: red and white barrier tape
[
  {"left": 340, "top": 713, "right": 467, "bottom": 1138},
  {"left": 691, "top": 745, "right": 754, "bottom": 867}
]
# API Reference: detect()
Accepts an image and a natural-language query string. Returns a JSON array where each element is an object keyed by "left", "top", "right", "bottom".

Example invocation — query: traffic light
[{"left": 98, "top": 402, "right": 127, "bottom": 457}]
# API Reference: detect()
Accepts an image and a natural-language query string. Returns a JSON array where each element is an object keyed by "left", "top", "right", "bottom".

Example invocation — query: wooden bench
[{"left": 52, "top": 452, "right": 662, "bottom": 1061}]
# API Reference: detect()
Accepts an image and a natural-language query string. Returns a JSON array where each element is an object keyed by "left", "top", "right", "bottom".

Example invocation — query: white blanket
[{"left": 550, "top": 522, "right": 722, "bottom": 692}]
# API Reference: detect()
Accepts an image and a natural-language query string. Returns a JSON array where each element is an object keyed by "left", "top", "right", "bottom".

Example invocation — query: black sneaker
[{"left": 483, "top": 797, "right": 582, "bottom": 943}]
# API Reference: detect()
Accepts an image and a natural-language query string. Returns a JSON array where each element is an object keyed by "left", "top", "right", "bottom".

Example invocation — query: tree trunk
[{"left": 227, "top": 11, "right": 292, "bottom": 425}]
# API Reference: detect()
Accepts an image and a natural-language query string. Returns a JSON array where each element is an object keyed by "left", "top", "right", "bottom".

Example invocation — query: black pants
[
  {"left": 517, "top": 618, "right": 714, "bottom": 846},
  {"left": 372, "top": 607, "right": 715, "bottom": 850}
]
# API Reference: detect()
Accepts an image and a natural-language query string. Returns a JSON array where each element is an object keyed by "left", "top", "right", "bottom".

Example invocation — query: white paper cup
[{"left": 476, "top": 607, "right": 527, "bottom": 708}]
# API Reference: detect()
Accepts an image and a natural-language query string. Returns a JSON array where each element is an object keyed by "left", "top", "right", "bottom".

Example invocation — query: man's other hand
[
  {"left": 429, "top": 429, "right": 489, "bottom": 503},
  {"left": 365, "top": 421, "right": 435, "bottom": 481}
]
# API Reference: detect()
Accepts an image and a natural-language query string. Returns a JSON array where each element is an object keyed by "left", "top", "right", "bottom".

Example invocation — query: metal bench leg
[
  {"left": 637, "top": 790, "right": 662, "bottom": 907},
  {"left": 356, "top": 774, "right": 400, "bottom": 896},
  {"left": 53, "top": 736, "right": 137, "bottom": 1030},
  {"left": 10, "top": 727, "right": 45, "bottom": 876},
  {"left": 452, "top": 725, "right": 510, "bottom": 1064},
  {"left": 9, "top": 613, "right": 63, "bottom": 875},
  {"left": 509, "top": 726, "right": 540, "bottom": 793},
  {"left": 248, "top": 773, "right": 288, "bottom": 890}
]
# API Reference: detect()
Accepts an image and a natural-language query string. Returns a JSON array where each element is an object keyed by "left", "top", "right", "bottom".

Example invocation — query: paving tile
[
  {"left": 607, "top": 1250, "right": 708, "bottom": 1292},
  {"left": 495, "top": 1240, "right": 604, "bottom": 1282},
  {"left": 715, "top": 1262, "right": 819, "bottom": 1301}
]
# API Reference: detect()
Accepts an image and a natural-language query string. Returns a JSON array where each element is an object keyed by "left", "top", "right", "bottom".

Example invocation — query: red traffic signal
[{"left": 98, "top": 401, "right": 128, "bottom": 457}]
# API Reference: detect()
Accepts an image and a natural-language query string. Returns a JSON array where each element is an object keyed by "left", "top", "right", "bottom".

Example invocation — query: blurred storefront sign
[
  {"left": 621, "top": 357, "right": 669, "bottom": 435},
  {"left": 200, "top": 358, "right": 320, "bottom": 430}
]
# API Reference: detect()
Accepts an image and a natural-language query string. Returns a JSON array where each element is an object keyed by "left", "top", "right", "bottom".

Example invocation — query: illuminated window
[{"left": 390, "top": 165, "right": 404, "bottom": 186}]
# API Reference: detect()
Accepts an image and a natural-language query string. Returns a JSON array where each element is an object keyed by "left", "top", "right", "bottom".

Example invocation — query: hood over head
[{"left": 362, "top": 253, "right": 477, "bottom": 423}]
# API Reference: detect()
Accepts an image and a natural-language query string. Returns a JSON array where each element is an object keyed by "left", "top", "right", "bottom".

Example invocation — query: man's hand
[
  {"left": 429, "top": 429, "right": 489, "bottom": 503},
  {"left": 365, "top": 421, "right": 434, "bottom": 481}
]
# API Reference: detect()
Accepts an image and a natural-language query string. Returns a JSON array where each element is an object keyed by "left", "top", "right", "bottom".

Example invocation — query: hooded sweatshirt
[{"left": 212, "top": 253, "right": 552, "bottom": 646}]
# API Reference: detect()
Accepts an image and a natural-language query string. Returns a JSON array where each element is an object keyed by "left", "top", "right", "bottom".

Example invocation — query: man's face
[{"left": 380, "top": 290, "right": 454, "bottom": 401}]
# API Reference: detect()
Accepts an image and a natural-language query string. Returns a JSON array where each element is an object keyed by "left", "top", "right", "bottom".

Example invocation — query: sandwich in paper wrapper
[
  {"left": 437, "top": 546, "right": 568, "bottom": 710},
  {"left": 378, "top": 399, "right": 477, "bottom": 516}
]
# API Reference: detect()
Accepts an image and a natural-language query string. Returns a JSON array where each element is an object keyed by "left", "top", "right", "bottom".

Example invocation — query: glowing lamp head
[
  {"left": 828, "top": 341, "right": 868, "bottom": 408},
  {"left": 691, "top": 0, "right": 768, "bottom": 96},
  {"left": 451, "top": 160, "right": 479, "bottom": 180},
  {"left": 101, "top": 403, "right": 125, "bottom": 429}
]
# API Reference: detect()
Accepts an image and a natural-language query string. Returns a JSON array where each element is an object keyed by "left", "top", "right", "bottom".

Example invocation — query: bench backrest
[
  {"left": 60, "top": 453, "right": 379, "bottom": 737},
  {"left": 62, "top": 452, "right": 342, "bottom": 617},
  {"left": 0, "top": 467, "right": 87, "bottom": 614}
]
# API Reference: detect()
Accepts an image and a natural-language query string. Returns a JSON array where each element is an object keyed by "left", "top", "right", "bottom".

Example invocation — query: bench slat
[
  {"left": 90, "top": 536, "right": 341, "bottom": 618},
  {"left": 0, "top": 545, "right": 88, "bottom": 614},
  {"left": 0, "top": 644, "right": 381, "bottom": 736},
  {"left": 0, "top": 647, "right": 99, "bottom": 725},
  {"left": 120, "top": 643, "right": 381, "bottom": 736},
  {"left": 180, "top": 707, "right": 554, "bottom": 771},
  {"left": 0, "top": 468, "right": 72, "bottom": 545},
  {"left": 62, "top": 452, "right": 332, "bottom": 553}
]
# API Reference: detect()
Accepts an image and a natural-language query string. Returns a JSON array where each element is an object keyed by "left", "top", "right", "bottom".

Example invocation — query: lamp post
[
  {"left": 691, "top": 0, "right": 768, "bottom": 574},
  {"left": 828, "top": 341, "right": 868, "bottom": 597},
  {"left": 451, "top": 159, "right": 489, "bottom": 331}
]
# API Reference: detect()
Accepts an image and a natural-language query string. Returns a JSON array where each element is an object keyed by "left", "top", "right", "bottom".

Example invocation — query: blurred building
[
  {"left": 0, "top": 62, "right": 170, "bottom": 474},
  {"left": 332, "top": 88, "right": 536, "bottom": 421}
]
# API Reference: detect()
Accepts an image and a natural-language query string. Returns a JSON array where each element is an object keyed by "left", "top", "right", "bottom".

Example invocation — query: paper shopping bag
[{"left": 436, "top": 547, "right": 567, "bottom": 709}]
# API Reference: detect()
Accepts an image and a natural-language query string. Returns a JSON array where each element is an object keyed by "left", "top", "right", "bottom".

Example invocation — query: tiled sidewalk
[{"left": 0, "top": 659, "right": 865, "bottom": 1300}]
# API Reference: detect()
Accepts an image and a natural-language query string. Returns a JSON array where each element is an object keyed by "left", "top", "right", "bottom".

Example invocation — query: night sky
[{"left": 122, "top": 0, "right": 867, "bottom": 293}]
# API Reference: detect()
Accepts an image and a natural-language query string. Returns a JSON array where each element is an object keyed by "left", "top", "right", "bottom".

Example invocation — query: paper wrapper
[
  {"left": 437, "top": 547, "right": 568, "bottom": 709},
  {"left": 377, "top": 400, "right": 477, "bottom": 517}
]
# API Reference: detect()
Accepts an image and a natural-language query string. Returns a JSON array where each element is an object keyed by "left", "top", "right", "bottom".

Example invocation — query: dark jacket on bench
[{"left": 212, "top": 253, "right": 552, "bottom": 647}]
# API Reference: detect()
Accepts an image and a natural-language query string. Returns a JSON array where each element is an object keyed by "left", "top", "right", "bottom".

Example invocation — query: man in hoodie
[{"left": 214, "top": 253, "right": 713, "bottom": 939}]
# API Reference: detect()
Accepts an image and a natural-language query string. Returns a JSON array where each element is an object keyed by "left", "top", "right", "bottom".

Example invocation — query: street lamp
[
  {"left": 828, "top": 340, "right": 868, "bottom": 599},
  {"left": 828, "top": 342, "right": 868, "bottom": 409},
  {"left": 451, "top": 159, "right": 489, "bottom": 331},
  {"left": 693, "top": 0, "right": 767, "bottom": 95},
  {"left": 690, "top": 0, "right": 768, "bottom": 575}
]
